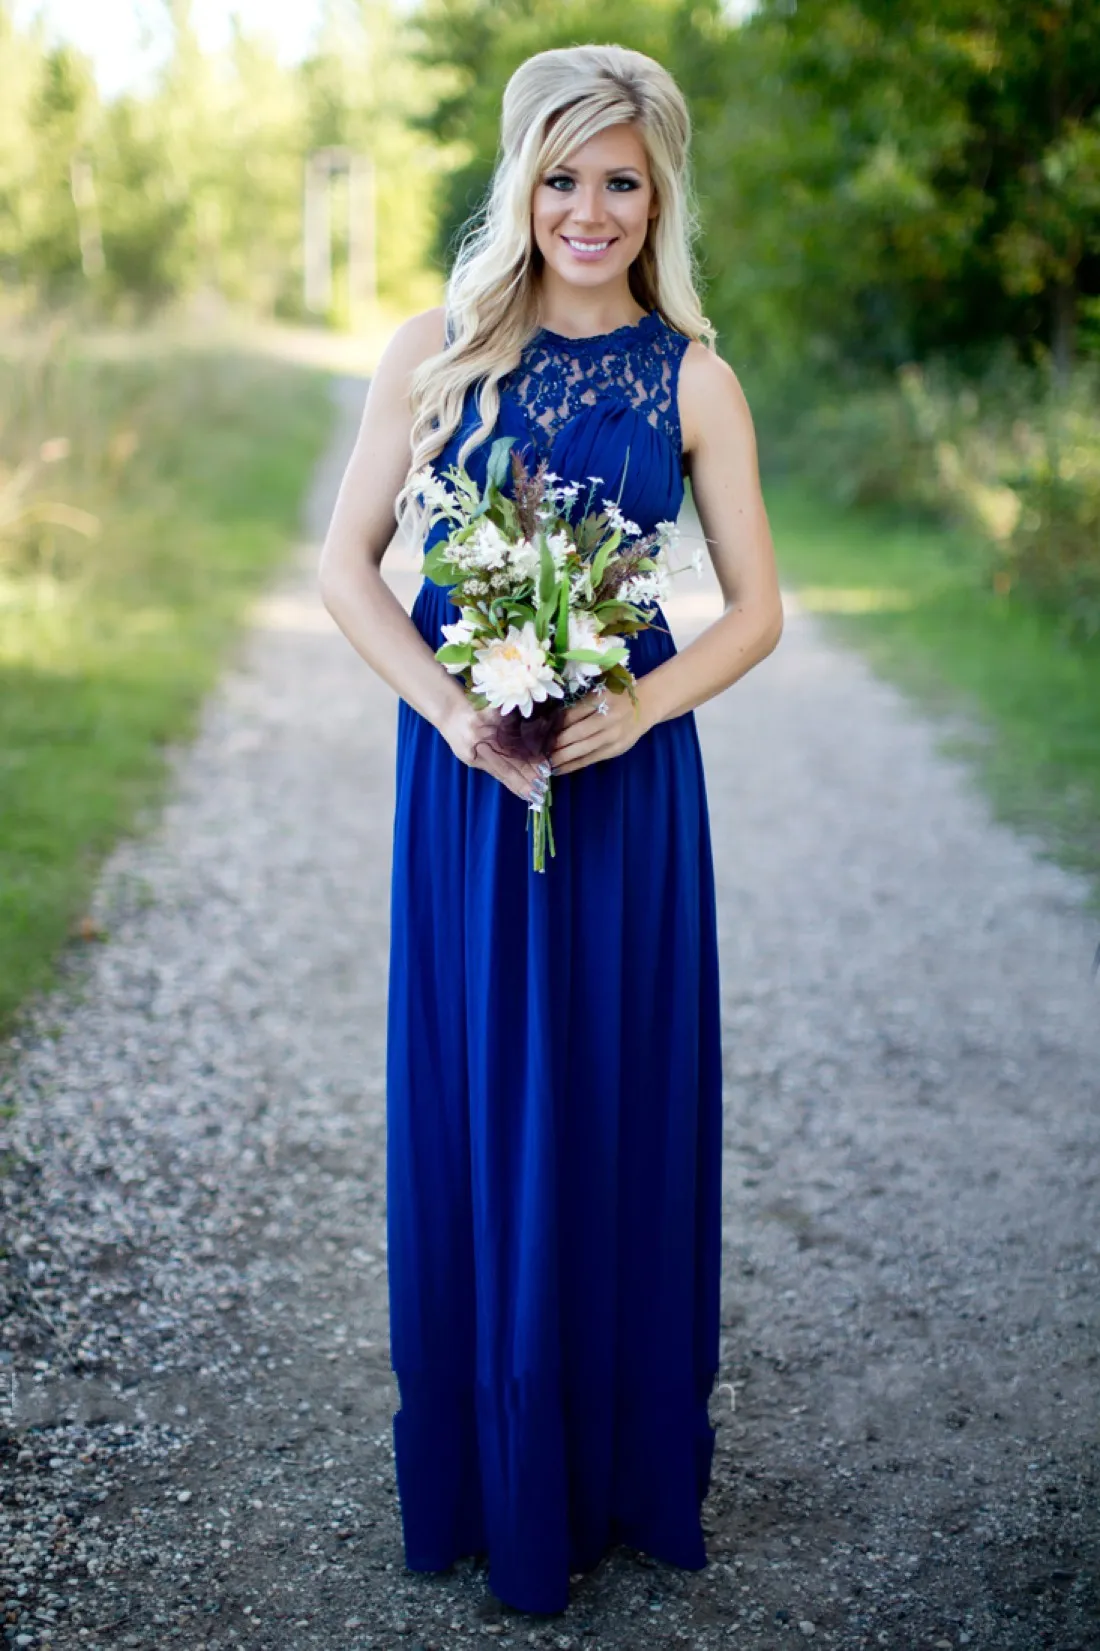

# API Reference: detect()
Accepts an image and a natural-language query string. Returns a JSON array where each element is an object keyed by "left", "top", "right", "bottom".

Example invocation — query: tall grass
[
  {"left": 0, "top": 320, "right": 337, "bottom": 1040},
  {"left": 750, "top": 351, "right": 1100, "bottom": 644}
]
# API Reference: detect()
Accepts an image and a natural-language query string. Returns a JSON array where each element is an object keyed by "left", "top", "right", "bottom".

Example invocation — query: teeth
[{"left": 565, "top": 237, "right": 611, "bottom": 250}]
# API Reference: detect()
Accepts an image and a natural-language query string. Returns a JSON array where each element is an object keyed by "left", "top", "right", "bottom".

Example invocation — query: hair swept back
[{"left": 394, "top": 41, "right": 716, "bottom": 544}]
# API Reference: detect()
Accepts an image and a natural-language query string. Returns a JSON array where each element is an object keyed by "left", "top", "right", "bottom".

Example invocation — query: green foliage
[
  {"left": 701, "top": 0, "right": 1100, "bottom": 379},
  {"left": 0, "top": 0, "right": 445, "bottom": 321},
  {"left": 0, "top": 321, "right": 337, "bottom": 1037},
  {"left": 408, "top": 0, "right": 722, "bottom": 271},
  {"left": 759, "top": 350, "right": 1100, "bottom": 643},
  {"left": 769, "top": 481, "right": 1100, "bottom": 897}
]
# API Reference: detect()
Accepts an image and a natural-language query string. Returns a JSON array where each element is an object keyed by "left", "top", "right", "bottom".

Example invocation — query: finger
[
  {"left": 550, "top": 731, "right": 611, "bottom": 773},
  {"left": 475, "top": 743, "right": 547, "bottom": 802},
  {"left": 566, "top": 688, "right": 608, "bottom": 724},
  {"left": 561, "top": 696, "right": 601, "bottom": 726},
  {"left": 553, "top": 711, "right": 620, "bottom": 755},
  {"left": 472, "top": 741, "right": 531, "bottom": 800}
]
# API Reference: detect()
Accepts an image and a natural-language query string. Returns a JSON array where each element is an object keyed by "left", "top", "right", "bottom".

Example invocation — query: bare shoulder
[
  {"left": 372, "top": 304, "right": 449, "bottom": 388},
  {"left": 679, "top": 338, "right": 754, "bottom": 457}
]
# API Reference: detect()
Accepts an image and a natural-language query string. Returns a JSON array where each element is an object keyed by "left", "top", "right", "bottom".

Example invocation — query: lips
[{"left": 561, "top": 235, "right": 617, "bottom": 260}]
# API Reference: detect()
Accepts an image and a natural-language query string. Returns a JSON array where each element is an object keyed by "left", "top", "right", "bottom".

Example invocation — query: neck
[{"left": 535, "top": 274, "right": 647, "bottom": 339}]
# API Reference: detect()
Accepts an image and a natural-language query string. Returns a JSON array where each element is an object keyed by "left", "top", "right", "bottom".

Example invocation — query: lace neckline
[{"left": 533, "top": 309, "right": 662, "bottom": 350}]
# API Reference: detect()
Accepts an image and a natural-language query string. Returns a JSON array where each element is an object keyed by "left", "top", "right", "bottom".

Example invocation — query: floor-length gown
[{"left": 385, "top": 308, "right": 724, "bottom": 1615}]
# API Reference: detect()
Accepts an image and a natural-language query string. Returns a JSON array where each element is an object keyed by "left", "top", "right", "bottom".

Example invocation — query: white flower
[
  {"left": 467, "top": 519, "right": 510, "bottom": 570},
  {"left": 440, "top": 617, "right": 477, "bottom": 647},
  {"left": 412, "top": 466, "right": 462, "bottom": 522},
  {"left": 622, "top": 565, "right": 671, "bottom": 608},
  {"left": 508, "top": 538, "right": 541, "bottom": 581},
  {"left": 690, "top": 544, "right": 705, "bottom": 577},
  {"left": 471, "top": 621, "right": 565, "bottom": 717},
  {"left": 562, "top": 610, "right": 621, "bottom": 691},
  {"left": 602, "top": 499, "right": 642, "bottom": 537},
  {"left": 570, "top": 564, "right": 594, "bottom": 602}
]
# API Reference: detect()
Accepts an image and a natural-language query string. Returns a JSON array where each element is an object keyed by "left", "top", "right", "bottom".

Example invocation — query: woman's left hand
[{"left": 547, "top": 681, "right": 653, "bottom": 777}]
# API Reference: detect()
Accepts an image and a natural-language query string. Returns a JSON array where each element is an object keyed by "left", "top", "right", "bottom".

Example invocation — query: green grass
[
  {"left": 766, "top": 479, "right": 1100, "bottom": 905},
  {"left": 0, "top": 339, "right": 338, "bottom": 1040}
]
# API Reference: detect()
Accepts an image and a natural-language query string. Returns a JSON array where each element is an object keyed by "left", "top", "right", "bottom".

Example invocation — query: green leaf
[
  {"left": 562, "top": 646, "right": 628, "bottom": 664},
  {"left": 594, "top": 598, "right": 640, "bottom": 622},
  {"left": 589, "top": 528, "right": 622, "bottom": 590},
  {"left": 436, "top": 641, "right": 474, "bottom": 665},
  {"left": 422, "top": 542, "right": 464, "bottom": 584},
  {"left": 534, "top": 590, "right": 556, "bottom": 644},
  {"left": 538, "top": 532, "right": 556, "bottom": 607},
  {"left": 554, "top": 563, "right": 571, "bottom": 654},
  {"left": 486, "top": 436, "right": 516, "bottom": 492}
]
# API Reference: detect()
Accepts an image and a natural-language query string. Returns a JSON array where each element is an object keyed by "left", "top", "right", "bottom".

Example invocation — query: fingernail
[{"left": 538, "top": 760, "right": 552, "bottom": 776}]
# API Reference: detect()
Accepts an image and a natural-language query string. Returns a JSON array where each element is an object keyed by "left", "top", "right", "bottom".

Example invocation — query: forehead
[{"left": 548, "top": 122, "right": 650, "bottom": 174}]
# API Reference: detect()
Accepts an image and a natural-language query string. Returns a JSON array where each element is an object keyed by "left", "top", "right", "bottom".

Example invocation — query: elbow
[
  {"left": 316, "top": 545, "right": 344, "bottom": 616},
  {"left": 763, "top": 595, "right": 785, "bottom": 655}
]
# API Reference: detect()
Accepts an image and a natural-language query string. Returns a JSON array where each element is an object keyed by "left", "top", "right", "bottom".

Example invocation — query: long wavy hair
[{"left": 394, "top": 43, "right": 715, "bottom": 544}]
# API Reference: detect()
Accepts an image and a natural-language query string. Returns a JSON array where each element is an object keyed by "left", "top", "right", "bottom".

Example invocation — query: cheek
[{"left": 531, "top": 194, "right": 562, "bottom": 245}]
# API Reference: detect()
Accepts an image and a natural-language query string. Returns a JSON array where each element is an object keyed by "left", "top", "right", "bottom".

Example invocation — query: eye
[{"left": 542, "top": 174, "right": 641, "bottom": 193}]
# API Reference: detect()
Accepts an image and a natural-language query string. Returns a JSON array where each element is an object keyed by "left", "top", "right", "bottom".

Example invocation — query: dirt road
[{"left": 2, "top": 375, "right": 1097, "bottom": 1651}]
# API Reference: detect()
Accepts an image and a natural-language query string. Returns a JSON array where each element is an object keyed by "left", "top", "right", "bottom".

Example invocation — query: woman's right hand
[{"left": 439, "top": 699, "right": 550, "bottom": 806}]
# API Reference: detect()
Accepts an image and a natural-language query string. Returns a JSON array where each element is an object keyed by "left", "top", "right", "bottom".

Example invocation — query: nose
[{"left": 568, "top": 183, "right": 606, "bottom": 226}]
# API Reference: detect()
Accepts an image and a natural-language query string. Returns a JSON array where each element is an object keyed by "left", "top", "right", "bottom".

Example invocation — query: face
[{"left": 531, "top": 122, "right": 658, "bottom": 289}]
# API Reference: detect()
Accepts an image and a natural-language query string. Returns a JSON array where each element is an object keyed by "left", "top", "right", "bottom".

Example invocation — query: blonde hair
[{"left": 395, "top": 42, "right": 715, "bottom": 544}]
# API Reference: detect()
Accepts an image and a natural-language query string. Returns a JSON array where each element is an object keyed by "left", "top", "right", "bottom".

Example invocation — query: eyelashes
[{"left": 543, "top": 175, "right": 640, "bottom": 193}]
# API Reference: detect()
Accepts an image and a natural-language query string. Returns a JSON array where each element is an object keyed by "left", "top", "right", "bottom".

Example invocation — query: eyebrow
[{"left": 546, "top": 164, "right": 644, "bottom": 176}]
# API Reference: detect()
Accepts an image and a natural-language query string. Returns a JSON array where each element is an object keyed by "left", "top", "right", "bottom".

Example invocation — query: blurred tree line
[
  {"left": 410, "top": 0, "right": 1099, "bottom": 637},
  {"left": 413, "top": 0, "right": 1099, "bottom": 379},
  {"left": 0, "top": 0, "right": 447, "bottom": 323},
  {"left": 1, "top": 0, "right": 1096, "bottom": 631}
]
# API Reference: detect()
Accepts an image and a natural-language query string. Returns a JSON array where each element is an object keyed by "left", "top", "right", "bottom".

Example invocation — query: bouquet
[{"left": 411, "top": 436, "right": 702, "bottom": 872}]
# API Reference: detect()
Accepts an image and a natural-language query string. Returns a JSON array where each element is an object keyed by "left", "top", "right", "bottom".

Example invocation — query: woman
[{"left": 318, "top": 42, "right": 783, "bottom": 1617}]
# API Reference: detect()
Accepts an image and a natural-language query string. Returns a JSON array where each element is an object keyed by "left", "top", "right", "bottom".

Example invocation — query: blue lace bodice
[
  {"left": 500, "top": 309, "right": 689, "bottom": 469},
  {"left": 427, "top": 309, "right": 692, "bottom": 553}
]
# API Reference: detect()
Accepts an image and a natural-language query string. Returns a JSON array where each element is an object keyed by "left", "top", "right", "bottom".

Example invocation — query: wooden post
[{"left": 70, "top": 154, "right": 105, "bottom": 279}]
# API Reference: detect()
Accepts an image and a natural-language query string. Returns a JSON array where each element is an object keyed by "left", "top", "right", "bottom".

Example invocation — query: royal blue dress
[{"left": 385, "top": 309, "right": 723, "bottom": 1615}]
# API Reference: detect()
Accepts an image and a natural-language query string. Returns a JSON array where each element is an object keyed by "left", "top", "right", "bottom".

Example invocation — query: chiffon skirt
[{"left": 385, "top": 574, "right": 724, "bottom": 1615}]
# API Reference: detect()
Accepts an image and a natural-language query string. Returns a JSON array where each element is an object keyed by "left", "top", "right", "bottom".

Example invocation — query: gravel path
[{"left": 2, "top": 374, "right": 1098, "bottom": 1651}]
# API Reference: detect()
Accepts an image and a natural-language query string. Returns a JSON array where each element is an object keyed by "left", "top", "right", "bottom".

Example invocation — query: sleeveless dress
[{"left": 385, "top": 309, "right": 724, "bottom": 1615}]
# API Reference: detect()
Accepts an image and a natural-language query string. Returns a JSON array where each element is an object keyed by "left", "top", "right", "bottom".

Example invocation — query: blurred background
[{"left": 1, "top": 0, "right": 1098, "bottom": 1032}]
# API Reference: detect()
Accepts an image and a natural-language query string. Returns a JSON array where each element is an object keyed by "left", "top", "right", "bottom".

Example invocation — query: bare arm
[
  {"left": 548, "top": 341, "right": 784, "bottom": 776},
  {"left": 318, "top": 307, "right": 464, "bottom": 731},
  {"left": 317, "top": 308, "right": 546, "bottom": 804},
  {"left": 639, "top": 342, "right": 784, "bottom": 726}
]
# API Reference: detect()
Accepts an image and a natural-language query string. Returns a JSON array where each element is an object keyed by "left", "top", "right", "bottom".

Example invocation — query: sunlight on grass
[
  {"left": 767, "top": 479, "right": 1100, "bottom": 902},
  {"left": 0, "top": 326, "right": 338, "bottom": 1040},
  {"left": 795, "top": 586, "right": 919, "bottom": 614}
]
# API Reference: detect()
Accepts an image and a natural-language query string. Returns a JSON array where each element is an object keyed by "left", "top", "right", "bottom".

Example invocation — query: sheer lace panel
[{"left": 503, "top": 311, "right": 689, "bottom": 463}]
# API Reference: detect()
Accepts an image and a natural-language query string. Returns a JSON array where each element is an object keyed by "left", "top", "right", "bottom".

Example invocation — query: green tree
[
  {"left": 407, "top": 0, "right": 721, "bottom": 277},
  {"left": 21, "top": 43, "right": 99, "bottom": 299},
  {"left": 697, "top": 0, "right": 1100, "bottom": 377}
]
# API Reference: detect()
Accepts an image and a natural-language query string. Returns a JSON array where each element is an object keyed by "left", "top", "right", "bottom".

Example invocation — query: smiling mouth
[{"left": 562, "top": 236, "right": 616, "bottom": 252}]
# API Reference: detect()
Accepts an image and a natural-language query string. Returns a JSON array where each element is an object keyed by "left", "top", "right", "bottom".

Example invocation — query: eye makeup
[{"left": 543, "top": 172, "right": 643, "bottom": 192}]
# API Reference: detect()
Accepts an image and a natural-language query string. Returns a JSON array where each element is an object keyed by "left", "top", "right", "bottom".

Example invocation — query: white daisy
[{"left": 471, "top": 621, "right": 565, "bottom": 717}]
